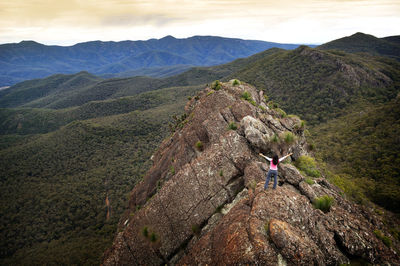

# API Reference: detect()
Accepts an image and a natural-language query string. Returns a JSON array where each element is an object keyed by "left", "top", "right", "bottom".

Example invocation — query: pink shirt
[
  {"left": 270, "top": 161, "right": 278, "bottom": 171},
  {"left": 263, "top": 154, "right": 290, "bottom": 171}
]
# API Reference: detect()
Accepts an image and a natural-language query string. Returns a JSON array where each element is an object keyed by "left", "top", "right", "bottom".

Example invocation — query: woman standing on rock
[{"left": 259, "top": 152, "right": 292, "bottom": 190}]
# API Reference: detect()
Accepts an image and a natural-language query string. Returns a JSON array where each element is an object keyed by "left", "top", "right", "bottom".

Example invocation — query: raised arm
[
  {"left": 279, "top": 153, "right": 293, "bottom": 162},
  {"left": 259, "top": 153, "right": 272, "bottom": 161}
]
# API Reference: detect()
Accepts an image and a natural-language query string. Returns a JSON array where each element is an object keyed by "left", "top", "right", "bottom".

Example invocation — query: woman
[{"left": 259, "top": 152, "right": 293, "bottom": 190}]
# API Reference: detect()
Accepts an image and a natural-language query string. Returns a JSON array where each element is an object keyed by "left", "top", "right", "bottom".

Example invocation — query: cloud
[
  {"left": 0, "top": 0, "right": 399, "bottom": 44},
  {"left": 102, "top": 14, "right": 181, "bottom": 27}
]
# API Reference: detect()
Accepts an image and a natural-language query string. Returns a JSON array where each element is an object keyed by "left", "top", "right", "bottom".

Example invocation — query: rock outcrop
[{"left": 103, "top": 81, "right": 399, "bottom": 265}]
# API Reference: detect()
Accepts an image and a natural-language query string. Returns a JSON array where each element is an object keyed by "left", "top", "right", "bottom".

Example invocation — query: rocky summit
[{"left": 102, "top": 81, "right": 399, "bottom": 265}]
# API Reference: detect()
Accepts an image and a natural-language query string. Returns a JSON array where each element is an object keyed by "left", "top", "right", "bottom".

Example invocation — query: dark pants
[{"left": 264, "top": 169, "right": 278, "bottom": 189}]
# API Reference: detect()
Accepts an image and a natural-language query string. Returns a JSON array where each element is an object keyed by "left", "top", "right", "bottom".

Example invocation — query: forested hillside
[
  {"left": 311, "top": 96, "right": 400, "bottom": 212},
  {"left": 232, "top": 46, "right": 400, "bottom": 125},
  {"left": 1, "top": 33, "right": 399, "bottom": 265},
  {"left": 0, "top": 85, "right": 203, "bottom": 264},
  {"left": 318, "top": 32, "right": 400, "bottom": 61}
]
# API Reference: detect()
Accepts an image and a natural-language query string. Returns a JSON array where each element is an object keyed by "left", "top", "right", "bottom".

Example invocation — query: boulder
[
  {"left": 241, "top": 115, "right": 273, "bottom": 150},
  {"left": 279, "top": 163, "right": 304, "bottom": 186},
  {"left": 269, "top": 219, "right": 325, "bottom": 265}
]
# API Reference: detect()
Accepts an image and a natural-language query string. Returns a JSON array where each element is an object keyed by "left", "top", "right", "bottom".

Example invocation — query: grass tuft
[
  {"left": 228, "top": 122, "right": 238, "bottom": 130},
  {"left": 150, "top": 232, "right": 157, "bottom": 242},
  {"left": 211, "top": 80, "right": 222, "bottom": 90},
  {"left": 195, "top": 141, "right": 204, "bottom": 151},
  {"left": 275, "top": 108, "right": 287, "bottom": 118},
  {"left": 241, "top": 91, "right": 252, "bottom": 101},
  {"left": 170, "top": 165, "right": 175, "bottom": 175},
  {"left": 313, "top": 195, "right": 334, "bottom": 213},
  {"left": 282, "top": 131, "right": 296, "bottom": 144},
  {"left": 374, "top": 229, "right": 392, "bottom": 247},
  {"left": 232, "top": 79, "right": 240, "bottom": 86},
  {"left": 305, "top": 178, "right": 315, "bottom": 185},
  {"left": 142, "top": 226, "right": 149, "bottom": 237},
  {"left": 271, "top": 134, "right": 279, "bottom": 143}
]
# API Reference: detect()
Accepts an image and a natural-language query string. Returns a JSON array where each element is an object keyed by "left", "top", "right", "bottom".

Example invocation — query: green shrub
[
  {"left": 215, "top": 204, "right": 223, "bottom": 213},
  {"left": 228, "top": 122, "right": 238, "bottom": 130},
  {"left": 305, "top": 178, "right": 315, "bottom": 185},
  {"left": 268, "top": 101, "right": 279, "bottom": 109},
  {"left": 264, "top": 222, "right": 269, "bottom": 233},
  {"left": 294, "top": 120, "right": 306, "bottom": 131},
  {"left": 207, "top": 90, "right": 215, "bottom": 96},
  {"left": 241, "top": 91, "right": 257, "bottom": 106},
  {"left": 211, "top": 80, "right": 222, "bottom": 90},
  {"left": 294, "top": 155, "right": 321, "bottom": 178},
  {"left": 150, "top": 232, "right": 157, "bottom": 242},
  {"left": 170, "top": 113, "right": 189, "bottom": 132},
  {"left": 170, "top": 165, "right": 175, "bottom": 175},
  {"left": 276, "top": 108, "right": 287, "bottom": 118},
  {"left": 313, "top": 195, "right": 334, "bottom": 213},
  {"left": 271, "top": 134, "right": 279, "bottom": 143},
  {"left": 188, "top": 96, "right": 192, "bottom": 100},
  {"left": 195, "top": 141, "right": 204, "bottom": 151},
  {"left": 374, "top": 229, "right": 392, "bottom": 247},
  {"left": 142, "top": 226, "right": 149, "bottom": 237},
  {"left": 241, "top": 91, "right": 252, "bottom": 101},
  {"left": 282, "top": 131, "right": 296, "bottom": 144},
  {"left": 219, "top": 170, "right": 223, "bottom": 177},
  {"left": 232, "top": 79, "right": 240, "bottom": 86}
]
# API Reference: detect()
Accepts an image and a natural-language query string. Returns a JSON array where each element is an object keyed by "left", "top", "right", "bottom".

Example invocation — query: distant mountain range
[
  {"left": 318, "top": 32, "right": 400, "bottom": 61},
  {"left": 0, "top": 36, "right": 308, "bottom": 86}
]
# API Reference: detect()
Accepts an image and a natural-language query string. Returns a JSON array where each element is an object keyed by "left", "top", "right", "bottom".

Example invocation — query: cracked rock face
[{"left": 102, "top": 82, "right": 399, "bottom": 265}]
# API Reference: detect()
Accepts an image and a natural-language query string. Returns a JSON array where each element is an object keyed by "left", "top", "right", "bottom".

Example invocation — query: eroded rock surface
[{"left": 103, "top": 81, "right": 399, "bottom": 265}]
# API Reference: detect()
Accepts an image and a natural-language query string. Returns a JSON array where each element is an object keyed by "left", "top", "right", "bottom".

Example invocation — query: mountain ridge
[
  {"left": 318, "top": 32, "right": 400, "bottom": 61},
  {"left": 0, "top": 47, "right": 282, "bottom": 110},
  {"left": 102, "top": 81, "right": 400, "bottom": 265},
  {"left": 232, "top": 44, "right": 400, "bottom": 125},
  {"left": 0, "top": 35, "right": 306, "bottom": 86}
]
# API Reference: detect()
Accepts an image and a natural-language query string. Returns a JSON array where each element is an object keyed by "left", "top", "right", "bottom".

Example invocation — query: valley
[{"left": 0, "top": 32, "right": 399, "bottom": 264}]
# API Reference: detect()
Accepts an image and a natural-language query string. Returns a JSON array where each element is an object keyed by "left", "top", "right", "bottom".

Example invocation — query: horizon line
[{"left": 1, "top": 34, "right": 326, "bottom": 47}]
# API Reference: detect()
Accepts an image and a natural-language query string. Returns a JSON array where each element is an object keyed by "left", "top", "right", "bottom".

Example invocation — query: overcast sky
[{"left": 0, "top": 0, "right": 399, "bottom": 45}]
